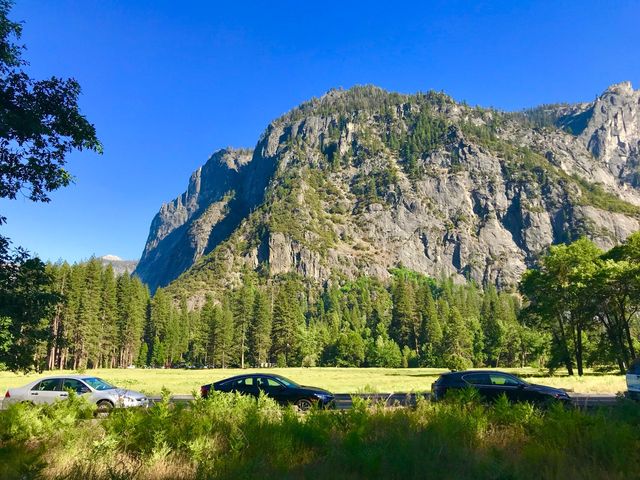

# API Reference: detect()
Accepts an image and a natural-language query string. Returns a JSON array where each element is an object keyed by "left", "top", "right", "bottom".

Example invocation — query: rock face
[
  {"left": 135, "top": 83, "right": 640, "bottom": 298},
  {"left": 134, "top": 148, "right": 259, "bottom": 292}
]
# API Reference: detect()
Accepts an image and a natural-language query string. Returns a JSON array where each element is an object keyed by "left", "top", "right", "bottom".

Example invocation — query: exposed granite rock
[
  {"left": 136, "top": 83, "right": 640, "bottom": 299},
  {"left": 134, "top": 148, "right": 253, "bottom": 292}
]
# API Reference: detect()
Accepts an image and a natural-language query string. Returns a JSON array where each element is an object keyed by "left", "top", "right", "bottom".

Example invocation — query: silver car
[
  {"left": 2, "top": 375, "right": 148, "bottom": 410},
  {"left": 627, "top": 359, "right": 640, "bottom": 400}
]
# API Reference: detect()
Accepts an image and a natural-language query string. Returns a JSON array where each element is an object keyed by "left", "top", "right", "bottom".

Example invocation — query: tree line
[
  {"left": 2, "top": 232, "right": 640, "bottom": 374},
  {"left": 2, "top": 260, "right": 533, "bottom": 372}
]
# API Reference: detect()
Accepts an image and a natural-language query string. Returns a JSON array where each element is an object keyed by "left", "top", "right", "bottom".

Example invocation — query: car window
[
  {"left": 243, "top": 377, "right": 254, "bottom": 386},
  {"left": 83, "top": 377, "right": 116, "bottom": 391},
  {"left": 272, "top": 376, "right": 298, "bottom": 388},
  {"left": 489, "top": 374, "right": 521, "bottom": 386},
  {"left": 266, "top": 378, "right": 283, "bottom": 387},
  {"left": 63, "top": 379, "right": 89, "bottom": 393},
  {"left": 462, "top": 373, "right": 491, "bottom": 385},
  {"left": 33, "top": 379, "right": 61, "bottom": 391}
]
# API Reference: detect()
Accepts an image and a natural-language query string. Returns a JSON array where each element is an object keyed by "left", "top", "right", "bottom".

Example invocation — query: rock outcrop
[{"left": 135, "top": 83, "right": 640, "bottom": 299}]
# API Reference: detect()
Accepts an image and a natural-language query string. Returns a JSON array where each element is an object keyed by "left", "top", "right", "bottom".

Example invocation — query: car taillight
[
  {"left": 4, "top": 390, "right": 9, "bottom": 398},
  {"left": 200, "top": 385, "right": 209, "bottom": 398}
]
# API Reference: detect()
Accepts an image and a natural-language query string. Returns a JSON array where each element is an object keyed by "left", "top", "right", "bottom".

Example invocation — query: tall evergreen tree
[
  {"left": 390, "top": 275, "right": 418, "bottom": 351},
  {"left": 271, "top": 279, "right": 303, "bottom": 366},
  {"left": 441, "top": 306, "right": 474, "bottom": 370},
  {"left": 234, "top": 279, "right": 255, "bottom": 368},
  {"left": 417, "top": 283, "right": 442, "bottom": 365},
  {"left": 248, "top": 288, "right": 272, "bottom": 366}
]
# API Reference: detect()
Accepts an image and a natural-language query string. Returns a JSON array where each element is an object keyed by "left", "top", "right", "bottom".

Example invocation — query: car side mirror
[{"left": 517, "top": 384, "right": 525, "bottom": 389}]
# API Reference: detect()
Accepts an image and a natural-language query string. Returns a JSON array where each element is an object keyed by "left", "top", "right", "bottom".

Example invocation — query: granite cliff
[{"left": 135, "top": 82, "right": 640, "bottom": 301}]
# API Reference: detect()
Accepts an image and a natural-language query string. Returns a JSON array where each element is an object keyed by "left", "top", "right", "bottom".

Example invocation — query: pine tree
[
  {"left": 248, "top": 288, "right": 272, "bottom": 366},
  {"left": 149, "top": 287, "right": 172, "bottom": 366},
  {"left": 99, "top": 265, "right": 118, "bottom": 367},
  {"left": 78, "top": 258, "right": 102, "bottom": 368},
  {"left": 442, "top": 306, "right": 474, "bottom": 370},
  {"left": 417, "top": 284, "right": 442, "bottom": 366},
  {"left": 390, "top": 275, "right": 418, "bottom": 351},
  {"left": 233, "top": 279, "right": 255, "bottom": 368},
  {"left": 270, "top": 280, "right": 303, "bottom": 366},
  {"left": 214, "top": 300, "right": 234, "bottom": 368}
]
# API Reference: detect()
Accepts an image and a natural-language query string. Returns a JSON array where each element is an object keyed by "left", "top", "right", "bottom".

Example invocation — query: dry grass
[{"left": 0, "top": 367, "right": 627, "bottom": 396}]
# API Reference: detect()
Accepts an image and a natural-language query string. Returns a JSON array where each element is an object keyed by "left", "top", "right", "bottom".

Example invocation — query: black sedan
[
  {"left": 431, "top": 370, "right": 571, "bottom": 405},
  {"left": 200, "top": 373, "right": 334, "bottom": 411}
]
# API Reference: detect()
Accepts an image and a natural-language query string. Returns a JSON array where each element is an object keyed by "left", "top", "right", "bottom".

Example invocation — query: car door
[
  {"left": 256, "top": 376, "right": 288, "bottom": 403},
  {"left": 61, "top": 378, "right": 92, "bottom": 399},
  {"left": 487, "top": 373, "right": 523, "bottom": 402},
  {"left": 240, "top": 376, "right": 260, "bottom": 398},
  {"left": 29, "top": 378, "right": 62, "bottom": 404},
  {"left": 226, "top": 377, "right": 259, "bottom": 397},
  {"left": 461, "top": 373, "right": 493, "bottom": 400}
]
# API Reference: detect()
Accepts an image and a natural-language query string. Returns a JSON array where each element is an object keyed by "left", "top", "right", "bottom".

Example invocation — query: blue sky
[{"left": 1, "top": 0, "right": 639, "bottom": 263}]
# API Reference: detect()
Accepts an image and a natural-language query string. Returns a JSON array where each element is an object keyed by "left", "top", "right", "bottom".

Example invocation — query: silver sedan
[{"left": 2, "top": 375, "right": 148, "bottom": 411}]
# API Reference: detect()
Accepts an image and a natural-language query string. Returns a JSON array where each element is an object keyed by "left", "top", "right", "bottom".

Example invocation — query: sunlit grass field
[{"left": 0, "top": 367, "right": 627, "bottom": 396}]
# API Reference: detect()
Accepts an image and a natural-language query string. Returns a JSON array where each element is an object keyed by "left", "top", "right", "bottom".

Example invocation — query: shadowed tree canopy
[{"left": 0, "top": 0, "right": 101, "bottom": 208}]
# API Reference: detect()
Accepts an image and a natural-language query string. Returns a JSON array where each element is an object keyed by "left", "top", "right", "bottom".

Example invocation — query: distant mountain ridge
[
  {"left": 135, "top": 82, "right": 640, "bottom": 302},
  {"left": 99, "top": 255, "right": 138, "bottom": 276}
]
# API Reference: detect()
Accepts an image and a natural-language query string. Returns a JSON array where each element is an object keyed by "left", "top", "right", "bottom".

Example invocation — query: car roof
[
  {"left": 15, "top": 375, "right": 105, "bottom": 389},
  {"left": 214, "top": 373, "right": 285, "bottom": 384},
  {"left": 442, "top": 370, "right": 520, "bottom": 378},
  {"left": 31, "top": 375, "right": 99, "bottom": 380}
]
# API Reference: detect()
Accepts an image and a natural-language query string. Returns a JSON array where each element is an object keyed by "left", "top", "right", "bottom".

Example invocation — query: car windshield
[
  {"left": 83, "top": 377, "right": 116, "bottom": 391},
  {"left": 273, "top": 375, "right": 299, "bottom": 388}
]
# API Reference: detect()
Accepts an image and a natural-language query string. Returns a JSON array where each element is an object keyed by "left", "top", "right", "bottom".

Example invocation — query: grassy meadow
[{"left": 0, "top": 367, "right": 627, "bottom": 396}]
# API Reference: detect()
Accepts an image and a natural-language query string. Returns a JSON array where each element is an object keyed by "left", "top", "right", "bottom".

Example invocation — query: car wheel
[
  {"left": 96, "top": 400, "right": 114, "bottom": 417},
  {"left": 295, "top": 398, "right": 314, "bottom": 412}
]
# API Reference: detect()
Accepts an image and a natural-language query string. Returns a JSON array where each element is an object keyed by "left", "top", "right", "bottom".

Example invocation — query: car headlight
[{"left": 120, "top": 395, "right": 143, "bottom": 406}]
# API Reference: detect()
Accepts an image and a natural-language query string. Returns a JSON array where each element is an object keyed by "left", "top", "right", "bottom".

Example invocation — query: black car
[
  {"left": 431, "top": 370, "right": 571, "bottom": 405},
  {"left": 200, "top": 373, "right": 334, "bottom": 411}
]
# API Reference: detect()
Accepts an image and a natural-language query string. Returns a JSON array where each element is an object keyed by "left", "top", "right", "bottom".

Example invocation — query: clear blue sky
[{"left": 1, "top": 0, "right": 638, "bottom": 263}]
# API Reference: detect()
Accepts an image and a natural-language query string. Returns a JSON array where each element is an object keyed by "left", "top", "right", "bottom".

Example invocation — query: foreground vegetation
[
  {"left": 0, "top": 367, "right": 626, "bottom": 396},
  {"left": 1, "top": 391, "right": 639, "bottom": 479}
]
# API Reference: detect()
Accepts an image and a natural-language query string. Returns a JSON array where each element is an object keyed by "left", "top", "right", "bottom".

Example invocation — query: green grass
[
  {"left": 0, "top": 367, "right": 626, "bottom": 396},
  {"left": 1, "top": 390, "right": 639, "bottom": 479}
]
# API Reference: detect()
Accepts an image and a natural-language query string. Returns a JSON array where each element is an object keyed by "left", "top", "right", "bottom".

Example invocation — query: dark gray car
[{"left": 431, "top": 370, "right": 571, "bottom": 404}]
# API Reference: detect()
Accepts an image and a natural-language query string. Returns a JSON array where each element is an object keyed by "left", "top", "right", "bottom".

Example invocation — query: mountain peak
[
  {"left": 603, "top": 81, "right": 634, "bottom": 96},
  {"left": 100, "top": 254, "right": 123, "bottom": 261}
]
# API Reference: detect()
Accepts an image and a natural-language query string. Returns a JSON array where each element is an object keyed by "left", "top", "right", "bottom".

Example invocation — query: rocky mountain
[
  {"left": 99, "top": 255, "right": 138, "bottom": 276},
  {"left": 135, "top": 82, "right": 640, "bottom": 302}
]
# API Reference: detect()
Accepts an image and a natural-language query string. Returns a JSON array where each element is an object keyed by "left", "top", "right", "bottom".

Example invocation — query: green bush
[{"left": 1, "top": 392, "right": 639, "bottom": 479}]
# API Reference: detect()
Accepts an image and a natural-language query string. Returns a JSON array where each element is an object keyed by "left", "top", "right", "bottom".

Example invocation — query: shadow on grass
[{"left": 0, "top": 442, "right": 47, "bottom": 479}]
